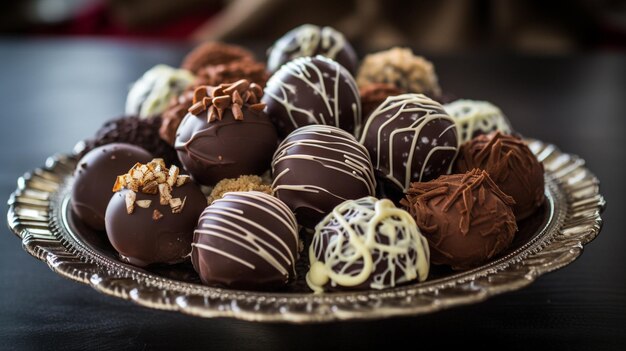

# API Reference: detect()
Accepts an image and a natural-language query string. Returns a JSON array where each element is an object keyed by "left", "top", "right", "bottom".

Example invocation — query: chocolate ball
[
  {"left": 263, "top": 56, "right": 361, "bottom": 139},
  {"left": 401, "top": 169, "right": 518, "bottom": 270},
  {"left": 359, "top": 94, "right": 459, "bottom": 200},
  {"left": 272, "top": 125, "right": 376, "bottom": 228},
  {"left": 72, "top": 143, "right": 152, "bottom": 231},
  {"left": 181, "top": 42, "right": 254, "bottom": 74},
  {"left": 443, "top": 99, "right": 513, "bottom": 143},
  {"left": 175, "top": 80, "right": 278, "bottom": 186},
  {"left": 105, "top": 160, "right": 207, "bottom": 267},
  {"left": 267, "top": 24, "right": 358, "bottom": 74},
  {"left": 454, "top": 132, "right": 545, "bottom": 220},
  {"left": 307, "top": 197, "right": 430, "bottom": 292},
  {"left": 191, "top": 191, "right": 299, "bottom": 290}
]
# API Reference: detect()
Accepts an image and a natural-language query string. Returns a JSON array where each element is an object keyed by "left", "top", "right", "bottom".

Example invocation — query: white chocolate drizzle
[
  {"left": 443, "top": 99, "right": 513, "bottom": 144},
  {"left": 268, "top": 24, "right": 347, "bottom": 69},
  {"left": 306, "top": 197, "right": 430, "bottom": 293}
]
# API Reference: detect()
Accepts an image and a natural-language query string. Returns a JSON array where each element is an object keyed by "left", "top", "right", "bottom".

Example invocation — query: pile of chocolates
[{"left": 72, "top": 24, "right": 545, "bottom": 293}]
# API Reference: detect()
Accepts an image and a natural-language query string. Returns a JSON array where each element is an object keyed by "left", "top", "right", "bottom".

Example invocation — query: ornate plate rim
[{"left": 6, "top": 140, "right": 605, "bottom": 323}]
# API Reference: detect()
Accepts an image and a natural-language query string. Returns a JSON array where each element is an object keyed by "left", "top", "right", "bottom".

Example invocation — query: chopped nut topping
[
  {"left": 158, "top": 183, "right": 172, "bottom": 205},
  {"left": 152, "top": 209, "right": 163, "bottom": 221},
  {"left": 125, "top": 190, "right": 136, "bottom": 214},
  {"left": 187, "top": 79, "right": 265, "bottom": 122},
  {"left": 135, "top": 200, "right": 152, "bottom": 208}
]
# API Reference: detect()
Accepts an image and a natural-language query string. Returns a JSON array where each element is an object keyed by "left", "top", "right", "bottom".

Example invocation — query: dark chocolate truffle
[
  {"left": 359, "top": 94, "right": 459, "bottom": 200},
  {"left": 443, "top": 99, "right": 513, "bottom": 143},
  {"left": 263, "top": 56, "right": 361, "bottom": 139},
  {"left": 454, "top": 132, "right": 545, "bottom": 220},
  {"left": 267, "top": 24, "right": 358, "bottom": 74},
  {"left": 272, "top": 125, "right": 376, "bottom": 228},
  {"left": 191, "top": 191, "right": 298, "bottom": 290},
  {"left": 359, "top": 83, "right": 402, "bottom": 121},
  {"left": 72, "top": 143, "right": 152, "bottom": 231},
  {"left": 401, "top": 169, "right": 518, "bottom": 270},
  {"left": 307, "top": 197, "right": 429, "bottom": 293},
  {"left": 105, "top": 159, "right": 207, "bottom": 267},
  {"left": 181, "top": 42, "right": 254, "bottom": 74},
  {"left": 175, "top": 80, "right": 278, "bottom": 186}
]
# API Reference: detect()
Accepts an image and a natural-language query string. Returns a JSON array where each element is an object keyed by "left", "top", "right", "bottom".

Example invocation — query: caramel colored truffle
[
  {"left": 196, "top": 58, "right": 269, "bottom": 88},
  {"left": 401, "top": 169, "right": 518, "bottom": 270},
  {"left": 359, "top": 83, "right": 402, "bottom": 121},
  {"left": 181, "top": 42, "right": 254, "bottom": 74},
  {"left": 207, "top": 175, "right": 272, "bottom": 204},
  {"left": 454, "top": 132, "right": 545, "bottom": 220}
]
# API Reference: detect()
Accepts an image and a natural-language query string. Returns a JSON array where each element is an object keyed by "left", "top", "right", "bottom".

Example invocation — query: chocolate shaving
[{"left": 188, "top": 79, "right": 265, "bottom": 123}]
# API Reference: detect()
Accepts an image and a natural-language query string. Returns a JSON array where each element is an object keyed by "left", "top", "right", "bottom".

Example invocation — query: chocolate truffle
[
  {"left": 175, "top": 79, "right": 278, "bottom": 186},
  {"left": 307, "top": 197, "right": 430, "bottom": 293},
  {"left": 444, "top": 99, "right": 513, "bottom": 143},
  {"left": 401, "top": 169, "right": 517, "bottom": 270},
  {"left": 125, "top": 64, "right": 195, "bottom": 118},
  {"left": 454, "top": 132, "right": 545, "bottom": 220},
  {"left": 191, "top": 191, "right": 299, "bottom": 290},
  {"left": 207, "top": 175, "right": 272, "bottom": 204},
  {"left": 267, "top": 24, "right": 358, "bottom": 74},
  {"left": 263, "top": 56, "right": 361, "bottom": 139},
  {"left": 181, "top": 42, "right": 254, "bottom": 74},
  {"left": 72, "top": 143, "right": 152, "bottom": 231},
  {"left": 359, "top": 83, "right": 402, "bottom": 121},
  {"left": 272, "top": 125, "right": 376, "bottom": 228},
  {"left": 196, "top": 57, "right": 269, "bottom": 88},
  {"left": 357, "top": 47, "right": 441, "bottom": 99},
  {"left": 105, "top": 159, "right": 207, "bottom": 267},
  {"left": 359, "top": 94, "right": 459, "bottom": 200}
]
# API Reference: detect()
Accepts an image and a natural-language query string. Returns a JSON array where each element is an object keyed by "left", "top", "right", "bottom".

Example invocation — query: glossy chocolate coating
[
  {"left": 401, "top": 169, "right": 518, "bottom": 270},
  {"left": 105, "top": 183, "right": 207, "bottom": 267},
  {"left": 191, "top": 191, "right": 298, "bottom": 290},
  {"left": 71, "top": 143, "right": 152, "bottom": 231},
  {"left": 262, "top": 56, "right": 361, "bottom": 139}
]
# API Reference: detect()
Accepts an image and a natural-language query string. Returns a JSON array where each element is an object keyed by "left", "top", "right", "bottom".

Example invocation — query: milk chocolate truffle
[
  {"left": 307, "top": 197, "right": 429, "bottom": 293},
  {"left": 196, "top": 58, "right": 269, "bottom": 88},
  {"left": 263, "top": 56, "right": 361, "bottom": 139},
  {"left": 444, "top": 99, "right": 513, "bottom": 143},
  {"left": 401, "top": 169, "right": 517, "bottom": 270},
  {"left": 175, "top": 79, "right": 278, "bottom": 186},
  {"left": 359, "top": 83, "right": 402, "bottom": 121},
  {"left": 272, "top": 125, "right": 376, "bottom": 228},
  {"left": 359, "top": 94, "right": 459, "bottom": 200},
  {"left": 454, "top": 132, "right": 545, "bottom": 220},
  {"left": 72, "top": 143, "right": 152, "bottom": 231},
  {"left": 105, "top": 159, "right": 207, "bottom": 267},
  {"left": 181, "top": 42, "right": 254, "bottom": 74},
  {"left": 191, "top": 191, "right": 299, "bottom": 290},
  {"left": 267, "top": 24, "right": 358, "bottom": 74},
  {"left": 357, "top": 47, "right": 441, "bottom": 99}
]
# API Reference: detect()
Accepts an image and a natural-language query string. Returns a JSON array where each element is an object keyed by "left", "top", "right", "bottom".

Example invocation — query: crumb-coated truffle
[
  {"left": 181, "top": 42, "right": 254, "bottom": 74},
  {"left": 444, "top": 99, "right": 513, "bottom": 144},
  {"left": 175, "top": 79, "right": 278, "bottom": 186},
  {"left": 72, "top": 143, "right": 152, "bottom": 231},
  {"left": 454, "top": 132, "right": 544, "bottom": 220},
  {"left": 105, "top": 159, "right": 207, "bottom": 267},
  {"left": 401, "top": 169, "right": 518, "bottom": 270},
  {"left": 196, "top": 57, "right": 269, "bottom": 88},
  {"left": 307, "top": 197, "right": 430, "bottom": 293},
  {"left": 267, "top": 24, "right": 358, "bottom": 74},
  {"left": 359, "top": 83, "right": 402, "bottom": 121},
  {"left": 207, "top": 175, "right": 272, "bottom": 204},
  {"left": 191, "top": 191, "right": 299, "bottom": 290},
  {"left": 272, "top": 125, "right": 376, "bottom": 228}
]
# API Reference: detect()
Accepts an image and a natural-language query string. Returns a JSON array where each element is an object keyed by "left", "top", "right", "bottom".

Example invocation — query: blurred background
[{"left": 1, "top": 0, "right": 625, "bottom": 53}]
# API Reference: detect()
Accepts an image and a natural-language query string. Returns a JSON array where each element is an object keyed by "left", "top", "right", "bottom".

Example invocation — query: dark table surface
[{"left": 0, "top": 39, "right": 625, "bottom": 350}]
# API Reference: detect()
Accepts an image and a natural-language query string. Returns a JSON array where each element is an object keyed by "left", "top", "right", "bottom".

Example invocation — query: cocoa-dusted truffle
[
  {"left": 191, "top": 191, "right": 299, "bottom": 290},
  {"left": 267, "top": 24, "right": 358, "bottom": 74},
  {"left": 181, "top": 42, "right": 254, "bottom": 74},
  {"left": 359, "top": 94, "right": 459, "bottom": 200},
  {"left": 207, "top": 175, "right": 272, "bottom": 204},
  {"left": 359, "top": 83, "right": 402, "bottom": 121},
  {"left": 263, "top": 56, "right": 361, "bottom": 139},
  {"left": 307, "top": 197, "right": 429, "bottom": 293},
  {"left": 454, "top": 132, "right": 545, "bottom": 220},
  {"left": 196, "top": 58, "right": 269, "bottom": 88},
  {"left": 105, "top": 159, "right": 207, "bottom": 267},
  {"left": 357, "top": 47, "right": 441, "bottom": 99},
  {"left": 272, "top": 125, "right": 376, "bottom": 228},
  {"left": 444, "top": 99, "right": 513, "bottom": 143},
  {"left": 72, "top": 143, "right": 152, "bottom": 231},
  {"left": 175, "top": 79, "right": 278, "bottom": 186},
  {"left": 401, "top": 169, "right": 518, "bottom": 270}
]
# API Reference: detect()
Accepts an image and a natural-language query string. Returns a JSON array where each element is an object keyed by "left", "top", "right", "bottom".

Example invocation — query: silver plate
[{"left": 6, "top": 140, "right": 605, "bottom": 323}]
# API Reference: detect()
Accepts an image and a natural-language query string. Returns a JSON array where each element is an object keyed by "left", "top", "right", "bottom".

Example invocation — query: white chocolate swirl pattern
[
  {"left": 444, "top": 99, "right": 513, "bottom": 144},
  {"left": 307, "top": 197, "right": 430, "bottom": 293}
]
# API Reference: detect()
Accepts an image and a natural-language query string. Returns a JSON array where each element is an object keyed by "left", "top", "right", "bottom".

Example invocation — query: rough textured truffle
[
  {"left": 401, "top": 169, "right": 518, "bottom": 270},
  {"left": 272, "top": 125, "right": 376, "bottom": 228},
  {"left": 175, "top": 79, "right": 278, "bottom": 186},
  {"left": 359, "top": 83, "right": 402, "bottom": 121},
  {"left": 307, "top": 197, "right": 429, "bottom": 293},
  {"left": 267, "top": 24, "right": 358, "bottom": 74},
  {"left": 454, "top": 132, "right": 545, "bottom": 220},
  {"left": 181, "top": 42, "right": 254, "bottom": 74},
  {"left": 207, "top": 175, "right": 272, "bottom": 204},
  {"left": 359, "top": 94, "right": 459, "bottom": 201},
  {"left": 75, "top": 115, "right": 180, "bottom": 167},
  {"left": 357, "top": 47, "right": 441, "bottom": 99},
  {"left": 72, "top": 143, "right": 152, "bottom": 231},
  {"left": 196, "top": 58, "right": 269, "bottom": 88},
  {"left": 263, "top": 56, "right": 361, "bottom": 139},
  {"left": 191, "top": 191, "right": 299, "bottom": 290},
  {"left": 444, "top": 99, "right": 513, "bottom": 143}
]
